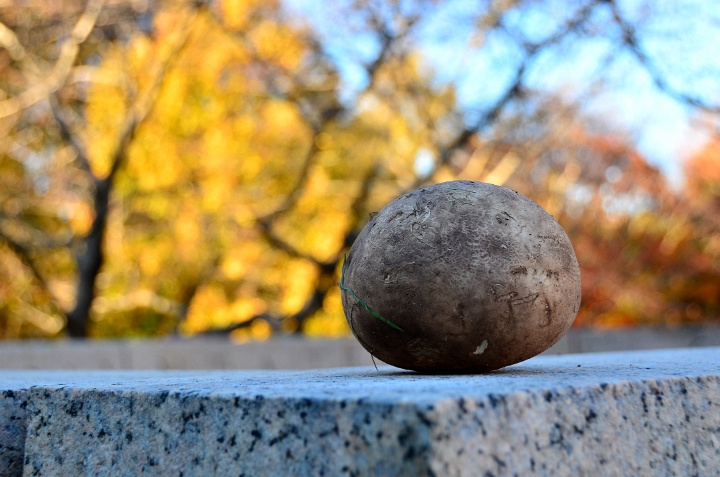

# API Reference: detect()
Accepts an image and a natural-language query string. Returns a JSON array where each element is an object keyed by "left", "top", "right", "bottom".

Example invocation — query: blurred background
[{"left": 0, "top": 0, "right": 718, "bottom": 343}]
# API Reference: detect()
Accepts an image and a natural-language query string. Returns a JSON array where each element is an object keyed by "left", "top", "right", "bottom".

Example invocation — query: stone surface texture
[{"left": 0, "top": 348, "right": 718, "bottom": 476}]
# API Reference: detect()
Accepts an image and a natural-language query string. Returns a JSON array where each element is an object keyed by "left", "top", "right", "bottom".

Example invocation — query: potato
[{"left": 340, "top": 180, "right": 581, "bottom": 372}]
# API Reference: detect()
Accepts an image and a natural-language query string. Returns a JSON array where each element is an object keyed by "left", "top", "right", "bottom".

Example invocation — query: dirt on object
[{"left": 340, "top": 180, "right": 582, "bottom": 373}]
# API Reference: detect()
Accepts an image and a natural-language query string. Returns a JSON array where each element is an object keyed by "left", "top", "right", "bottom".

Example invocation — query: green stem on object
[{"left": 338, "top": 253, "right": 404, "bottom": 332}]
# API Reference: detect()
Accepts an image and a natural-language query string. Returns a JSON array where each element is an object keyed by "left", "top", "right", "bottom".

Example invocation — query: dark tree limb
[
  {"left": 201, "top": 12, "right": 412, "bottom": 336},
  {"left": 256, "top": 218, "right": 334, "bottom": 268},
  {"left": 257, "top": 13, "right": 410, "bottom": 224},
  {"left": 64, "top": 6, "right": 201, "bottom": 337},
  {"left": 196, "top": 2, "right": 595, "bottom": 338},
  {"left": 201, "top": 166, "right": 380, "bottom": 336},
  {"left": 607, "top": 0, "right": 720, "bottom": 114},
  {"left": 411, "top": 0, "right": 601, "bottom": 189},
  {"left": 0, "top": 230, "right": 52, "bottom": 298},
  {"left": 0, "top": 0, "right": 104, "bottom": 119},
  {"left": 49, "top": 94, "right": 95, "bottom": 179}
]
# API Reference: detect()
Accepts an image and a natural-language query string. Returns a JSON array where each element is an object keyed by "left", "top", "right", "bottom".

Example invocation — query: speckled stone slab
[{"left": 2, "top": 348, "right": 719, "bottom": 477}]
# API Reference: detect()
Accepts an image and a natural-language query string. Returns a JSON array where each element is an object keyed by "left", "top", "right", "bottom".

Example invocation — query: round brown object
[{"left": 340, "top": 180, "right": 581, "bottom": 373}]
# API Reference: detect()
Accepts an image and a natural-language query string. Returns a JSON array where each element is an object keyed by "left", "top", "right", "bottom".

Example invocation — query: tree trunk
[{"left": 66, "top": 179, "right": 112, "bottom": 338}]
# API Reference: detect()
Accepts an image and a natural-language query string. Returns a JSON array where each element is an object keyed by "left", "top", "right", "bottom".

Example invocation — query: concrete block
[
  {"left": 566, "top": 324, "right": 720, "bottom": 354},
  {"left": 1, "top": 326, "right": 719, "bottom": 371},
  {"left": 0, "top": 340, "right": 131, "bottom": 369},
  {"left": 124, "top": 338, "right": 377, "bottom": 370},
  {"left": 540, "top": 333, "right": 569, "bottom": 355},
  {"left": 1, "top": 347, "right": 718, "bottom": 476}
]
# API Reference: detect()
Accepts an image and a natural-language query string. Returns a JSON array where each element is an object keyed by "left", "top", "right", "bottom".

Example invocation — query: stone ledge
[
  {"left": 1, "top": 347, "right": 719, "bottom": 476},
  {"left": 1, "top": 325, "right": 719, "bottom": 371}
]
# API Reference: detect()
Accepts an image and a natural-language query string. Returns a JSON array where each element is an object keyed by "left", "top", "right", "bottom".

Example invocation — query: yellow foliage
[
  {"left": 127, "top": 34, "right": 154, "bottom": 83},
  {"left": 314, "top": 132, "right": 333, "bottom": 150},
  {"left": 231, "top": 207, "right": 256, "bottom": 228},
  {"left": 262, "top": 100, "right": 303, "bottom": 133},
  {"left": 69, "top": 201, "right": 93, "bottom": 235},
  {"left": 85, "top": 81, "right": 126, "bottom": 177},
  {"left": 433, "top": 168, "right": 457, "bottom": 184},
  {"left": 221, "top": 255, "right": 245, "bottom": 280},
  {"left": 248, "top": 18, "right": 304, "bottom": 69},
  {"left": 154, "top": 72, "right": 188, "bottom": 123},
  {"left": 303, "top": 209, "right": 349, "bottom": 260},
  {"left": 139, "top": 249, "right": 163, "bottom": 276},
  {"left": 296, "top": 167, "right": 329, "bottom": 213},
  {"left": 220, "top": 240, "right": 265, "bottom": 279},
  {"left": 280, "top": 259, "right": 317, "bottom": 313},
  {"left": 240, "top": 153, "right": 263, "bottom": 182},
  {"left": 174, "top": 210, "right": 201, "bottom": 247},
  {"left": 250, "top": 318, "right": 272, "bottom": 341},
  {"left": 229, "top": 328, "right": 250, "bottom": 344},
  {"left": 232, "top": 116, "right": 256, "bottom": 141},
  {"left": 201, "top": 175, "right": 235, "bottom": 212},
  {"left": 183, "top": 284, "right": 228, "bottom": 333},
  {"left": 230, "top": 298, "right": 265, "bottom": 321},
  {"left": 3, "top": 0, "right": 719, "bottom": 341},
  {"left": 220, "top": 0, "right": 265, "bottom": 30},
  {"left": 129, "top": 136, "right": 185, "bottom": 190},
  {"left": 303, "top": 292, "right": 349, "bottom": 337}
]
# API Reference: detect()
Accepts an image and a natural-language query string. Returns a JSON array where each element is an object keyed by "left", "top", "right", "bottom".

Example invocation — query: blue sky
[{"left": 283, "top": 0, "right": 719, "bottom": 184}]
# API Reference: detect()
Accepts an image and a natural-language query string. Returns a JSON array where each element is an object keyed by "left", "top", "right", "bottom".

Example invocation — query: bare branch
[
  {"left": 258, "top": 125, "right": 332, "bottom": 223},
  {"left": 66, "top": 6, "right": 202, "bottom": 337},
  {"left": 200, "top": 166, "right": 380, "bottom": 336},
  {"left": 49, "top": 94, "right": 95, "bottom": 179},
  {"left": 0, "top": 212, "right": 75, "bottom": 250},
  {"left": 363, "top": 25, "right": 397, "bottom": 90},
  {"left": 200, "top": 312, "right": 283, "bottom": 336},
  {"left": 409, "top": 0, "right": 601, "bottom": 189},
  {"left": 0, "top": 20, "right": 42, "bottom": 74},
  {"left": 0, "top": 0, "right": 105, "bottom": 119},
  {"left": 257, "top": 218, "right": 332, "bottom": 267},
  {"left": 92, "top": 289, "right": 185, "bottom": 317},
  {"left": 0, "top": 229, "right": 60, "bottom": 311},
  {"left": 608, "top": 0, "right": 720, "bottom": 113},
  {"left": 109, "top": 10, "right": 200, "bottom": 184},
  {"left": 258, "top": 13, "right": 407, "bottom": 223}
]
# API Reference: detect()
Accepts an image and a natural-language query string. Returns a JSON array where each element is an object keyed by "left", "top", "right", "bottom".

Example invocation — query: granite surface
[{"left": 1, "top": 347, "right": 718, "bottom": 476}]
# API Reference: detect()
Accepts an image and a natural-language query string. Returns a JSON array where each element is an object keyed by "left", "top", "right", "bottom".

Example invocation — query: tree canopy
[{"left": 0, "top": 0, "right": 718, "bottom": 339}]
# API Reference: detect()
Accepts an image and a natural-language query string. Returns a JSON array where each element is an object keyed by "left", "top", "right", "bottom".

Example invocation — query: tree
[
  {"left": 0, "top": 1, "right": 205, "bottom": 337},
  {"left": 0, "top": 0, "right": 718, "bottom": 339}
]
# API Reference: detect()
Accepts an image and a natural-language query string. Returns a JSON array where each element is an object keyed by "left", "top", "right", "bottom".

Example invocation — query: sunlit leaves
[{"left": 2, "top": 0, "right": 719, "bottom": 340}]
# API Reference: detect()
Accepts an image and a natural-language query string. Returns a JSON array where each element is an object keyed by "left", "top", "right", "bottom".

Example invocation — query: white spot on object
[{"left": 473, "top": 340, "right": 488, "bottom": 356}]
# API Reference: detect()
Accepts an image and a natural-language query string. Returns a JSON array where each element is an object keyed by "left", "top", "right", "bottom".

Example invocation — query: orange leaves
[
  {"left": 689, "top": 139, "right": 720, "bottom": 181},
  {"left": 67, "top": 200, "right": 93, "bottom": 235},
  {"left": 685, "top": 137, "right": 720, "bottom": 204},
  {"left": 5, "top": 0, "right": 719, "bottom": 341}
]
